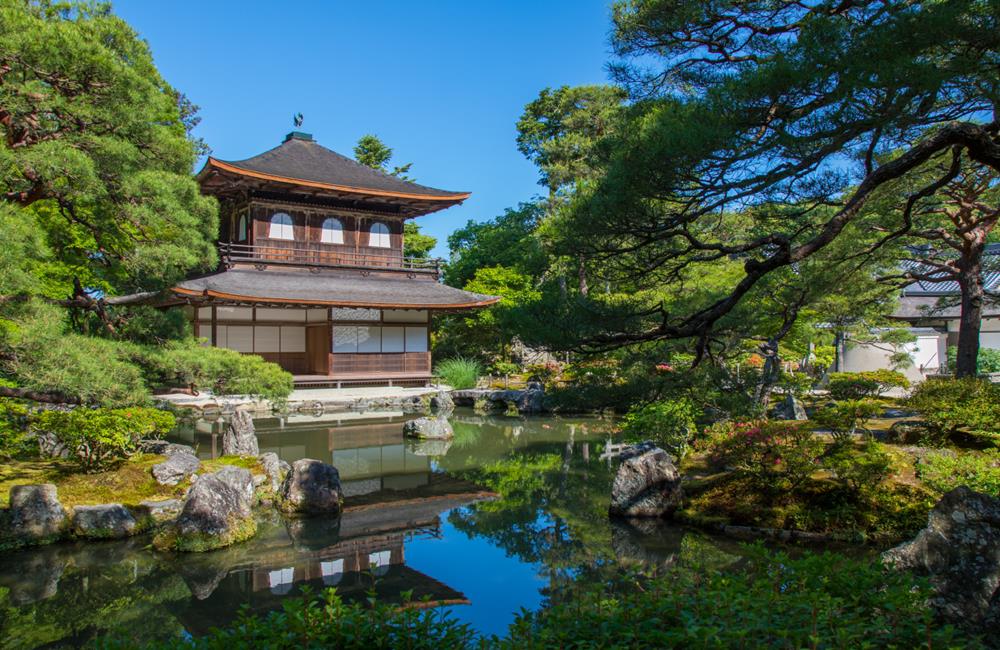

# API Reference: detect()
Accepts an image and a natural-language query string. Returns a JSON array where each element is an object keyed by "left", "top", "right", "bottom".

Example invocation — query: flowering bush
[
  {"left": 701, "top": 420, "right": 824, "bottom": 495},
  {"left": 620, "top": 399, "right": 698, "bottom": 459},
  {"left": 654, "top": 362, "right": 675, "bottom": 374}
]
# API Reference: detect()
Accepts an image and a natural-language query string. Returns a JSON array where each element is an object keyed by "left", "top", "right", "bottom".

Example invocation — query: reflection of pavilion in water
[
  {"left": 170, "top": 479, "right": 490, "bottom": 635},
  {"left": 177, "top": 412, "right": 436, "bottom": 497}
]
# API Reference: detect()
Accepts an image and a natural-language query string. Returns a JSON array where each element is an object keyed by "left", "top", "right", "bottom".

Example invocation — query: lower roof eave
[{"left": 171, "top": 286, "right": 499, "bottom": 311}]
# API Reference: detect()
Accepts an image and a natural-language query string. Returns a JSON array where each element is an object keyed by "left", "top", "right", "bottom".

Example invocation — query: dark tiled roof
[
  {"left": 902, "top": 243, "right": 1000, "bottom": 296},
  {"left": 174, "top": 268, "right": 498, "bottom": 309},
  {"left": 203, "top": 133, "right": 468, "bottom": 200}
]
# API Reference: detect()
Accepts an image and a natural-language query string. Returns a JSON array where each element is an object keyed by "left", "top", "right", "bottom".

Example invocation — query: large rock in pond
[
  {"left": 151, "top": 450, "right": 200, "bottom": 486},
  {"left": 402, "top": 416, "right": 453, "bottom": 440},
  {"left": 407, "top": 438, "right": 453, "bottom": 457},
  {"left": 222, "top": 410, "right": 258, "bottom": 457},
  {"left": 882, "top": 486, "right": 1000, "bottom": 632},
  {"left": 6, "top": 484, "right": 66, "bottom": 545},
  {"left": 259, "top": 452, "right": 291, "bottom": 493},
  {"left": 278, "top": 459, "right": 343, "bottom": 515},
  {"left": 72, "top": 504, "right": 138, "bottom": 539},
  {"left": 155, "top": 466, "right": 256, "bottom": 552},
  {"left": 609, "top": 444, "right": 683, "bottom": 518},
  {"left": 430, "top": 390, "right": 455, "bottom": 414}
]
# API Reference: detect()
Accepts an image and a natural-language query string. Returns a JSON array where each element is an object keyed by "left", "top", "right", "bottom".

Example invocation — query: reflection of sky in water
[{"left": 405, "top": 514, "right": 547, "bottom": 638}]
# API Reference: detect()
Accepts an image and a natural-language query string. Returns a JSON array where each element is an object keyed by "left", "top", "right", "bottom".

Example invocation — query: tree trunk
[
  {"left": 954, "top": 247, "right": 985, "bottom": 378},
  {"left": 578, "top": 256, "right": 589, "bottom": 296},
  {"left": 752, "top": 337, "right": 782, "bottom": 411}
]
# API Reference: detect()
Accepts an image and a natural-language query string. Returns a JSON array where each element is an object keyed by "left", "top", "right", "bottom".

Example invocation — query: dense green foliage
[
  {"left": 620, "top": 398, "right": 697, "bottom": 459},
  {"left": 948, "top": 346, "right": 1000, "bottom": 374},
  {"left": 0, "top": 393, "right": 30, "bottom": 459},
  {"left": 907, "top": 377, "right": 1000, "bottom": 442},
  {"left": 0, "top": 2, "right": 293, "bottom": 406},
  {"left": 433, "top": 357, "right": 482, "bottom": 390},
  {"left": 916, "top": 449, "right": 1000, "bottom": 497},
  {"left": 499, "top": 546, "right": 974, "bottom": 649},
  {"left": 31, "top": 407, "right": 174, "bottom": 472},
  {"left": 827, "top": 371, "right": 910, "bottom": 400}
]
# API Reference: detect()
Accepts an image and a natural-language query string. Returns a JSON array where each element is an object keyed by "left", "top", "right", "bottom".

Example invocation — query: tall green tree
[
  {"left": 0, "top": 1, "right": 291, "bottom": 405},
  {"left": 552, "top": 0, "right": 1000, "bottom": 376}
]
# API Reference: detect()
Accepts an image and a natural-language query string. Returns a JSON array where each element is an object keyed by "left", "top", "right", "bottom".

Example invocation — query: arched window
[
  {"left": 268, "top": 212, "right": 294, "bottom": 240},
  {"left": 369, "top": 221, "right": 390, "bottom": 248},
  {"left": 320, "top": 217, "right": 344, "bottom": 244},
  {"left": 237, "top": 214, "right": 247, "bottom": 242}
]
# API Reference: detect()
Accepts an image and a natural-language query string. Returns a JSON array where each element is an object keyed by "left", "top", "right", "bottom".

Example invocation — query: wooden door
[{"left": 306, "top": 325, "right": 329, "bottom": 375}]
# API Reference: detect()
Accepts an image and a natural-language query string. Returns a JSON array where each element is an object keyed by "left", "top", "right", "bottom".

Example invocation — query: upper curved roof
[{"left": 197, "top": 132, "right": 470, "bottom": 207}]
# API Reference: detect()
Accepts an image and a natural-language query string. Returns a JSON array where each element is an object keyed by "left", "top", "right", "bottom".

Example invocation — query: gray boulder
[
  {"left": 882, "top": 486, "right": 999, "bottom": 632},
  {"left": 609, "top": 444, "right": 683, "bottom": 518},
  {"left": 259, "top": 452, "right": 291, "bottom": 492},
  {"left": 402, "top": 416, "right": 454, "bottom": 440},
  {"left": 279, "top": 459, "right": 343, "bottom": 514},
  {"left": 430, "top": 390, "right": 455, "bottom": 413},
  {"left": 7, "top": 484, "right": 66, "bottom": 544},
  {"left": 72, "top": 504, "right": 138, "bottom": 539},
  {"left": 139, "top": 499, "right": 183, "bottom": 524},
  {"left": 139, "top": 439, "right": 196, "bottom": 456},
  {"left": 155, "top": 465, "right": 256, "bottom": 552},
  {"left": 774, "top": 394, "right": 807, "bottom": 420},
  {"left": 885, "top": 420, "right": 932, "bottom": 445},
  {"left": 222, "top": 410, "right": 258, "bottom": 457},
  {"left": 151, "top": 450, "right": 200, "bottom": 486}
]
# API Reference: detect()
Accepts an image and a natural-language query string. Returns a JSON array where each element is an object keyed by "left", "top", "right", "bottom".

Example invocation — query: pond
[{"left": 0, "top": 409, "right": 746, "bottom": 648}]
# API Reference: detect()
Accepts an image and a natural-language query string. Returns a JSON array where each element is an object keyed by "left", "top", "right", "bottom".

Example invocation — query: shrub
[
  {"left": 813, "top": 399, "right": 882, "bottom": 442},
  {"left": 907, "top": 377, "right": 1000, "bottom": 442},
  {"left": 827, "top": 370, "right": 909, "bottom": 400},
  {"left": 916, "top": 449, "right": 1000, "bottom": 497},
  {"left": 620, "top": 399, "right": 698, "bottom": 460},
  {"left": 824, "top": 440, "right": 894, "bottom": 495},
  {"left": 701, "top": 420, "right": 824, "bottom": 496},
  {"left": 434, "top": 356, "right": 482, "bottom": 389},
  {"left": 31, "top": 407, "right": 175, "bottom": 472},
  {"left": 777, "top": 371, "right": 814, "bottom": 397},
  {"left": 499, "top": 545, "right": 974, "bottom": 648},
  {"left": 137, "top": 343, "right": 293, "bottom": 404},
  {"left": 525, "top": 361, "right": 561, "bottom": 385},
  {"left": 489, "top": 360, "right": 520, "bottom": 376}
]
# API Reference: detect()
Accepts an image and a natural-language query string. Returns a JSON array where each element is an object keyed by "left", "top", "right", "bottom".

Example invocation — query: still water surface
[{"left": 0, "top": 409, "right": 742, "bottom": 647}]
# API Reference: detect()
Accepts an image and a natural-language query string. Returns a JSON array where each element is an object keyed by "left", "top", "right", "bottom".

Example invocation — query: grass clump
[{"left": 434, "top": 356, "right": 482, "bottom": 390}]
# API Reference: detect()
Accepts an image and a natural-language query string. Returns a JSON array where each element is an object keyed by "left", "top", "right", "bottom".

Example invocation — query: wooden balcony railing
[{"left": 220, "top": 242, "right": 441, "bottom": 276}]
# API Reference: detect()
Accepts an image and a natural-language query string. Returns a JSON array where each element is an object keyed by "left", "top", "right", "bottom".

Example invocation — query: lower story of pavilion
[{"left": 171, "top": 266, "right": 499, "bottom": 388}]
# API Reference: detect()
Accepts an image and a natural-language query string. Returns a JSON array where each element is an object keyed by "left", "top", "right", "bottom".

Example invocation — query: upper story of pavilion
[{"left": 197, "top": 131, "right": 470, "bottom": 279}]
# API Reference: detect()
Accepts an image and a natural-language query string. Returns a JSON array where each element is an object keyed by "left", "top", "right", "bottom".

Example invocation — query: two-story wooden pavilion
[{"left": 170, "top": 131, "right": 497, "bottom": 387}]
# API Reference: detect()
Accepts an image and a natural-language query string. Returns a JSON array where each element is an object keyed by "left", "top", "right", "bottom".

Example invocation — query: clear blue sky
[{"left": 114, "top": 1, "right": 614, "bottom": 258}]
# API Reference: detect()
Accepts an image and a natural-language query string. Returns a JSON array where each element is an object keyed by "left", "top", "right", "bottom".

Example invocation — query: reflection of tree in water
[
  {"left": 448, "top": 442, "right": 742, "bottom": 609},
  {"left": 0, "top": 540, "right": 190, "bottom": 648}
]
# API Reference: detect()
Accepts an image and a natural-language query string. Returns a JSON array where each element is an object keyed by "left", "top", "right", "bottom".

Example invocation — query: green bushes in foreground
[
  {"left": 917, "top": 448, "right": 1000, "bottom": 497},
  {"left": 31, "top": 407, "right": 175, "bottom": 472},
  {"left": 907, "top": 377, "right": 1000, "bottom": 443},
  {"left": 434, "top": 357, "right": 483, "bottom": 389},
  {"left": 101, "top": 547, "right": 978, "bottom": 649}
]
